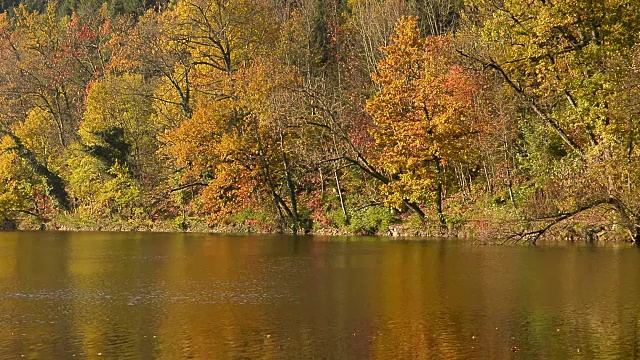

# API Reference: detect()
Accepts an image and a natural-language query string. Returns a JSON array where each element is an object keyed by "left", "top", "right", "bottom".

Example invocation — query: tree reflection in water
[{"left": 0, "top": 232, "right": 637, "bottom": 358}]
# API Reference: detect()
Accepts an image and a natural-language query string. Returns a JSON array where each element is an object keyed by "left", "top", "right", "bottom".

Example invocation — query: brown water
[{"left": 0, "top": 232, "right": 639, "bottom": 359}]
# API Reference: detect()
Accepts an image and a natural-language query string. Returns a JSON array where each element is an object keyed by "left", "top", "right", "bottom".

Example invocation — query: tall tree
[{"left": 367, "top": 16, "right": 480, "bottom": 226}]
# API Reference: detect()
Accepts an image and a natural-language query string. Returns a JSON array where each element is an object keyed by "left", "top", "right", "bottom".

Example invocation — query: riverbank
[{"left": 6, "top": 207, "right": 634, "bottom": 245}]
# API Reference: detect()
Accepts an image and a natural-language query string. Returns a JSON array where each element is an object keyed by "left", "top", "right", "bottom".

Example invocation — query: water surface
[{"left": 0, "top": 232, "right": 638, "bottom": 358}]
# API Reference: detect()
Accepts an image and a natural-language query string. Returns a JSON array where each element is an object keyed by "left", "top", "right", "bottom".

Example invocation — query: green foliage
[
  {"left": 518, "top": 122, "right": 569, "bottom": 179},
  {"left": 84, "top": 126, "right": 132, "bottom": 170},
  {"left": 347, "top": 206, "right": 393, "bottom": 235},
  {"left": 56, "top": 0, "right": 159, "bottom": 16},
  {"left": 229, "top": 208, "right": 268, "bottom": 226},
  {"left": 326, "top": 207, "right": 348, "bottom": 228},
  {"left": 66, "top": 153, "right": 105, "bottom": 202},
  {"left": 100, "top": 162, "right": 141, "bottom": 211},
  {"left": 66, "top": 153, "right": 141, "bottom": 218}
]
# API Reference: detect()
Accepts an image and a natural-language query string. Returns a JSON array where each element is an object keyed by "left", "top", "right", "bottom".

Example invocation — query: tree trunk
[
  {"left": 435, "top": 158, "right": 446, "bottom": 228},
  {"left": 506, "top": 165, "right": 515, "bottom": 207},
  {"left": 436, "top": 182, "right": 446, "bottom": 228},
  {"left": 503, "top": 137, "right": 516, "bottom": 207},
  {"left": 335, "top": 169, "right": 349, "bottom": 224},
  {"left": 483, "top": 162, "right": 492, "bottom": 195},
  {"left": 1, "top": 130, "right": 71, "bottom": 212},
  {"left": 256, "top": 133, "right": 286, "bottom": 222},
  {"left": 509, "top": 198, "right": 639, "bottom": 245},
  {"left": 405, "top": 200, "right": 426, "bottom": 220},
  {"left": 280, "top": 132, "right": 300, "bottom": 234},
  {"left": 319, "top": 168, "right": 325, "bottom": 197}
]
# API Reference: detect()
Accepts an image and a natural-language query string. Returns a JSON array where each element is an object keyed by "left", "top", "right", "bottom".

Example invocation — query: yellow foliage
[
  {"left": 165, "top": 54, "right": 301, "bottom": 222},
  {"left": 0, "top": 137, "right": 30, "bottom": 220},
  {"left": 13, "top": 108, "right": 63, "bottom": 170},
  {"left": 82, "top": 73, "right": 158, "bottom": 177},
  {"left": 172, "top": 0, "right": 278, "bottom": 74},
  {"left": 367, "top": 16, "right": 480, "bottom": 207},
  {"left": 466, "top": 0, "right": 640, "bottom": 149}
]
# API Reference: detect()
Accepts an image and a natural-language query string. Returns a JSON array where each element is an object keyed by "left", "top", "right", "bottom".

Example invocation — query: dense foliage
[{"left": 1, "top": 0, "right": 640, "bottom": 243}]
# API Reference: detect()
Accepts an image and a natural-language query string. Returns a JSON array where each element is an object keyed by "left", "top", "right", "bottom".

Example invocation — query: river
[{"left": 0, "top": 232, "right": 638, "bottom": 358}]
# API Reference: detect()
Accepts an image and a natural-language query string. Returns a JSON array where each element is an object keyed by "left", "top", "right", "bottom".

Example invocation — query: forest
[{"left": 0, "top": 0, "right": 639, "bottom": 244}]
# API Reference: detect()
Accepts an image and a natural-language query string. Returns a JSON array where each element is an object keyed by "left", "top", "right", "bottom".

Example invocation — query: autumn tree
[
  {"left": 81, "top": 74, "right": 157, "bottom": 179},
  {"left": 460, "top": 0, "right": 640, "bottom": 157},
  {"left": 6, "top": 3, "right": 115, "bottom": 147},
  {"left": 110, "top": 7, "right": 194, "bottom": 121},
  {"left": 367, "top": 16, "right": 480, "bottom": 226},
  {"left": 0, "top": 4, "right": 119, "bottom": 213},
  {"left": 166, "top": 60, "right": 307, "bottom": 231},
  {"left": 458, "top": 0, "right": 640, "bottom": 243}
]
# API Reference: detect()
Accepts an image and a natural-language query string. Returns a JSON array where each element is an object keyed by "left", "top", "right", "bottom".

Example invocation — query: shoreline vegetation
[
  {"left": 1, "top": 0, "right": 640, "bottom": 245},
  {"left": 3, "top": 213, "right": 634, "bottom": 245}
]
